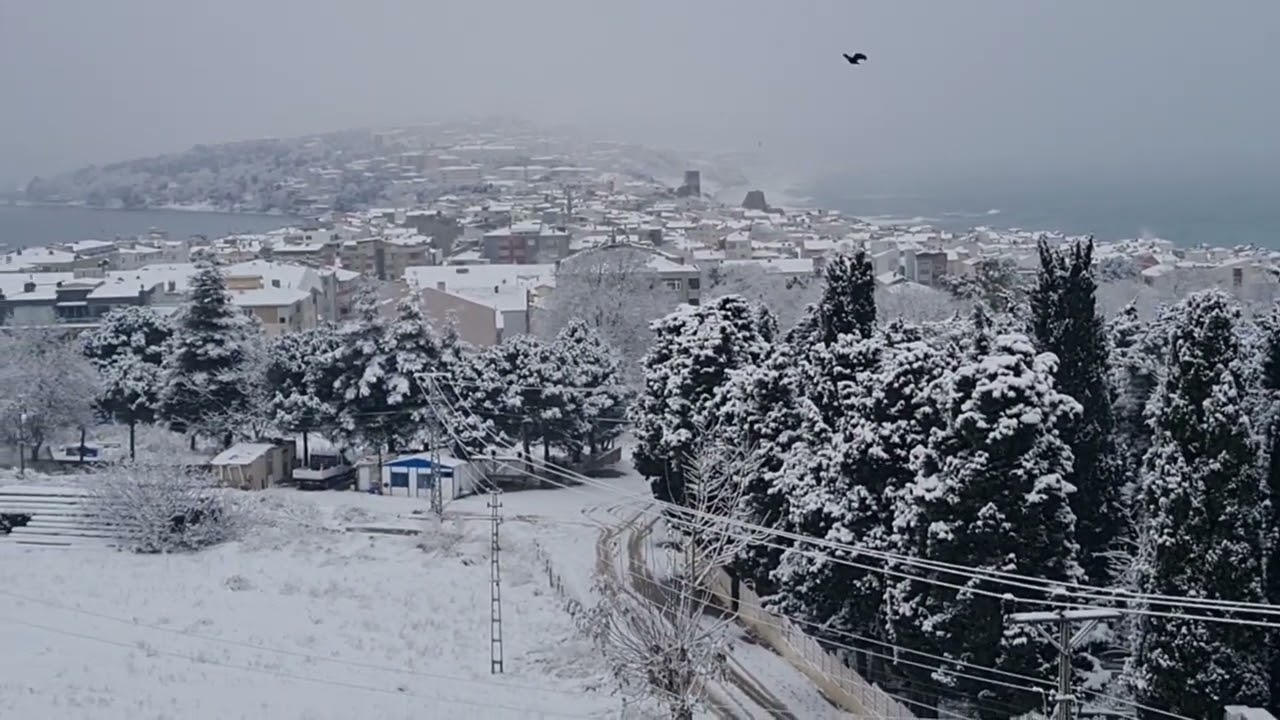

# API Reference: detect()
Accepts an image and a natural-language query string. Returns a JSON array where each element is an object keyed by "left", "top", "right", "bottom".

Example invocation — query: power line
[
  {"left": 490, "top": 449, "right": 1280, "bottom": 627},
  {"left": 460, "top": 429, "right": 1280, "bottom": 629}
]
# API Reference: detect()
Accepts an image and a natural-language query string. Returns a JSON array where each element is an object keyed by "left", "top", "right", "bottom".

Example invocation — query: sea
[
  {"left": 803, "top": 174, "right": 1280, "bottom": 249},
  {"left": 0, "top": 205, "right": 294, "bottom": 251}
]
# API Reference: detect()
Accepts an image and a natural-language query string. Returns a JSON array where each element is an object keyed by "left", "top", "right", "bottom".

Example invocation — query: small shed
[
  {"left": 362, "top": 453, "right": 480, "bottom": 502},
  {"left": 210, "top": 442, "right": 294, "bottom": 491}
]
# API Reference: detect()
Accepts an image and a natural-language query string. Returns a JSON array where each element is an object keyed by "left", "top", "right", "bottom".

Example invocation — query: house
[
  {"left": 361, "top": 453, "right": 481, "bottom": 502},
  {"left": 209, "top": 442, "right": 295, "bottom": 491},
  {"left": 0, "top": 275, "right": 160, "bottom": 328}
]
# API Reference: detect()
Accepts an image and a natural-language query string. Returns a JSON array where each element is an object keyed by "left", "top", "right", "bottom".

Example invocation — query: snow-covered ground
[
  {"left": 1, "top": 456, "right": 862, "bottom": 720},
  {"left": 0, "top": 489, "right": 619, "bottom": 720}
]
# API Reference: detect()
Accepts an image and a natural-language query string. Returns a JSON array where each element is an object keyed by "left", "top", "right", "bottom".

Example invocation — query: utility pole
[
  {"left": 488, "top": 488, "right": 505, "bottom": 674},
  {"left": 1007, "top": 595, "right": 1122, "bottom": 720},
  {"left": 428, "top": 415, "right": 443, "bottom": 517}
]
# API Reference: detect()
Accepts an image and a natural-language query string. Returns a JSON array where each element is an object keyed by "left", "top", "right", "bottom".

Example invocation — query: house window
[
  {"left": 663, "top": 279, "right": 683, "bottom": 291},
  {"left": 1233, "top": 267, "right": 1244, "bottom": 287},
  {"left": 279, "top": 316, "right": 287, "bottom": 324},
  {"left": 687, "top": 277, "right": 701, "bottom": 290}
]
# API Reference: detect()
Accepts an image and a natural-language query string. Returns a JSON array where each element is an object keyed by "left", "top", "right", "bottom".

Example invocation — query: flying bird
[{"left": 843, "top": 52, "right": 867, "bottom": 65}]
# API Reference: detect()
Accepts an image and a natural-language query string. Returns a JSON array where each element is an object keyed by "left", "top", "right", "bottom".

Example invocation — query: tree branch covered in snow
[
  {"left": 89, "top": 463, "right": 243, "bottom": 554},
  {"left": 0, "top": 328, "right": 100, "bottom": 459},
  {"left": 587, "top": 431, "right": 759, "bottom": 720},
  {"left": 536, "top": 245, "right": 679, "bottom": 383}
]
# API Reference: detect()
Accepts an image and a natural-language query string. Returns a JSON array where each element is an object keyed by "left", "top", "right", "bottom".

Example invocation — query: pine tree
[
  {"left": 157, "top": 261, "right": 258, "bottom": 447},
  {"left": 632, "top": 295, "right": 774, "bottom": 506},
  {"left": 1257, "top": 306, "right": 1280, "bottom": 708},
  {"left": 554, "top": 319, "right": 631, "bottom": 460},
  {"left": 382, "top": 298, "right": 446, "bottom": 450},
  {"left": 1132, "top": 290, "right": 1270, "bottom": 718},
  {"left": 889, "top": 333, "right": 1082, "bottom": 717},
  {"left": 328, "top": 287, "right": 400, "bottom": 455},
  {"left": 82, "top": 306, "right": 175, "bottom": 460},
  {"left": 816, "top": 250, "right": 876, "bottom": 344},
  {"left": 1032, "top": 238, "right": 1125, "bottom": 584},
  {"left": 266, "top": 324, "right": 342, "bottom": 461}
]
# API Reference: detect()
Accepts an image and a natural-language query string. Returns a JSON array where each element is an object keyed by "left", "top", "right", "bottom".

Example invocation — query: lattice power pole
[
  {"left": 424, "top": 384, "right": 444, "bottom": 517},
  {"left": 1007, "top": 599, "right": 1122, "bottom": 720},
  {"left": 428, "top": 420, "right": 443, "bottom": 517},
  {"left": 488, "top": 488, "right": 505, "bottom": 674}
]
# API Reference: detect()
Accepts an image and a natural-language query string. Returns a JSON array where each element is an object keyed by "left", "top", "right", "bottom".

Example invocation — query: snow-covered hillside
[{"left": 0, "top": 490, "right": 618, "bottom": 720}]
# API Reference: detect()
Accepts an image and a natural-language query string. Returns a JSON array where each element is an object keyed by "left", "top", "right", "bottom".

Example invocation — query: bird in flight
[{"left": 843, "top": 52, "right": 867, "bottom": 65}]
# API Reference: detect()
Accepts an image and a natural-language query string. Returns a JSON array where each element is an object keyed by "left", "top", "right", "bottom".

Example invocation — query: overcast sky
[{"left": 1, "top": 1, "right": 1276, "bottom": 191}]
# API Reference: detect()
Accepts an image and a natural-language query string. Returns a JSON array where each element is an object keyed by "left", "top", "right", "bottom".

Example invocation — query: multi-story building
[
  {"left": 480, "top": 221, "right": 571, "bottom": 264},
  {"left": 403, "top": 263, "right": 555, "bottom": 345},
  {"left": 0, "top": 275, "right": 159, "bottom": 327},
  {"left": 338, "top": 234, "right": 433, "bottom": 281}
]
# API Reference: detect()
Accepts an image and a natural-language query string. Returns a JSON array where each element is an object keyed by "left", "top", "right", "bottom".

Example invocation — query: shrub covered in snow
[{"left": 89, "top": 463, "right": 242, "bottom": 553}]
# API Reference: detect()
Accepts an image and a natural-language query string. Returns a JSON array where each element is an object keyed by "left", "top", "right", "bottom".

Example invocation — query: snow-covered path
[{"left": 459, "top": 466, "right": 854, "bottom": 720}]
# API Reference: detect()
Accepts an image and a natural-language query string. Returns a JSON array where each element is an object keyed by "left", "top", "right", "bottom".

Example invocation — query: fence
[
  {"left": 530, "top": 539, "right": 591, "bottom": 633},
  {"left": 709, "top": 568, "right": 918, "bottom": 720}
]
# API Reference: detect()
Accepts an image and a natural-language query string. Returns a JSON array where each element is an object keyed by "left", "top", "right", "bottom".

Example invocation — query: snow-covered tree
[
  {"left": 265, "top": 323, "right": 342, "bottom": 460},
  {"left": 588, "top": 434, "right": 767, "bottom": 720},
  {"left": 889, "top": 333, "right": 1082, "bottom": 717},
  {"left": 537, "top": 245, "right": 678, "bottom": 381},
  {"left": 1131, "top": 290, "right": 1270, "bottom": 718},
  {"left": 474, "top": 333, "right": 580, "bottom": 463},
  {"left": 157, "top": 261, "right": 259, "bottom": 447},
  {"left": 326, "top": 289, "right": 404, "bottom": 456},
  {"left": 711, "top": 346, "right": 811, "bottom": 591},
  {"left": 703, "top": 262, "right": 819, "bottom": 332},
  {"left": 774, "top": 335, "right": 953, "bottom": 684},
  {"left": 632, "top": 295, "right": 774, "bottom": 506},
  {"left": 1109, "top": 302, "right": 1177, "bottom": 499},
  {"left": 0, "top": 329, "right": 100, "bottom": 460},
  {"left": 382, "top": 298, "right": 448, "bottom": 450},
  {"left": 554, "top": 319, "right": 632, "bottom": 460},
  {"left": 81, "top": 306, "right": 175, "bottom": 460},
  {"left": 1031, "top": 238, "right": 1125, "bottom": 584},
  {"left": 816, "top": 250, "right": 876, "bottom": 344}
]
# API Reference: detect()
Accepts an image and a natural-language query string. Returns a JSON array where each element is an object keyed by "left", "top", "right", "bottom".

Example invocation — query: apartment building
[
  {"left": 480, "top": 221, "right": 571, "bottom": 264},
  {"left": 0, "top": 275, "right": 159, "bottom": 327},
  {"left": 338, "top": 234, "right": 433, "bottom": 281},
  {"left": 403, "top": 263, "right": 554, "bottom": 345}
]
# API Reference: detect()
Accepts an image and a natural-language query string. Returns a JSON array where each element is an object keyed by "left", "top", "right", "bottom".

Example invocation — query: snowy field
[{"left": 0, "top": 488, "right": 620, "bottom": 720}]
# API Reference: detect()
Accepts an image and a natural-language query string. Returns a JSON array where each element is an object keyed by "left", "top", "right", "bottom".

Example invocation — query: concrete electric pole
[{"left": 1007, "top": 596, "right": 1122, "bottom": 720}]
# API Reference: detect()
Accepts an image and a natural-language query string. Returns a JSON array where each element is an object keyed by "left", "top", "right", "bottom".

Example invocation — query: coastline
[{"left": 2, "top": 198, "right": 289, "bottom": 218}]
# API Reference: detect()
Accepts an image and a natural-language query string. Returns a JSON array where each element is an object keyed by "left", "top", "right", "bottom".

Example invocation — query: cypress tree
[
  {"left": 817, "top": 250, "right": 876, "bottom": 344},
  {"left": 1031, "top": 238, "right": 1125, "bottom": 584},
  {"left": 889, "top": 332, "right": 1081, "bottom": 718},
  {"left": 1132, "top": 290, "right": 1269, "bottom": 718}
]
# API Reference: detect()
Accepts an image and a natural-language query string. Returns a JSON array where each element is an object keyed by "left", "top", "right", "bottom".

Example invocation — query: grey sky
[{"left": 1, "top": 0, "right": 1276, "bottom": 190}]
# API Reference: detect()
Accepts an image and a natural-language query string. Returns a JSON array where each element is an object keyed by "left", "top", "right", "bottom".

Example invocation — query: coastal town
[
  {"left": 2, "top": 124, "right": 1276, "bottom": 339},
  {"left": 4, "top": 125, "right": 1280, "bottom": 720}
]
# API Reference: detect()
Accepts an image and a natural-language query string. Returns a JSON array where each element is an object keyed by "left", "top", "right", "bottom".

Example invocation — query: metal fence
[{"left": 710, "top": 568, "right": 918, "bottom": 720}]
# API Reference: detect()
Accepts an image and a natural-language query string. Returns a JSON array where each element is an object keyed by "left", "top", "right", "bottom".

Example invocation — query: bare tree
[
  {"left": 0, "top": 328, "right": 100, "bottom": 460},
  {"left": 88, "top": 462, "right": 243, "bottom": 553},
  {"left": 703, "top": 262, "right": 819, "bottom": 331},
  {"left": 535, "top": 245, "right": 678, "bottom": 381},
  {"left": 587, "top": 431, "right": 767, "bottom": 719},
  {"left": 875, "top": 283, "right": 963, "bottom": 324}
]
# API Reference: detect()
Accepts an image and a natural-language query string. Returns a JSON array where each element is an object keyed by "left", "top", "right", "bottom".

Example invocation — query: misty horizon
[{"left": 3, "top": 1, "right": 1278, "bottom": 193}]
